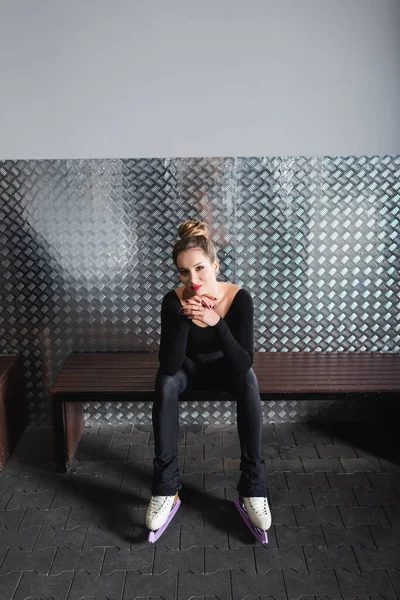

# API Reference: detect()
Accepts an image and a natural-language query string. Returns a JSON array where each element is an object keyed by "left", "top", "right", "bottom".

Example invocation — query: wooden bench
[
  {"left": 0, "top": 354, "right": 26, "bottom": 471},
  {"left": 51, "top": 351, "right": 400, "bottom": 472}
]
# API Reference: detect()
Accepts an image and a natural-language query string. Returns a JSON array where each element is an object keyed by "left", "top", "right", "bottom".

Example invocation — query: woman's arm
[
  {"left": 158, "top": 292, "right": 190, "bottom": 375},
  {"left": 212, "top": 289, "right": 254, "bottom": 374}
]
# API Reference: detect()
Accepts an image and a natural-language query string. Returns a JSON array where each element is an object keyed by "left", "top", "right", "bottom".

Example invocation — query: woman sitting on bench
[{"left": 145, "top": 220, "right": 271, "bottom": 542}]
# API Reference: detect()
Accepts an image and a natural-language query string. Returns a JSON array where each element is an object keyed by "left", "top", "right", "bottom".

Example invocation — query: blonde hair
[{"left": 172, "top": 220, "right": 217, "bottom": 265}]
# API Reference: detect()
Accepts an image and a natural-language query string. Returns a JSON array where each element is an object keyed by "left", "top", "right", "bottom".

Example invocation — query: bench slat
[{"left": 51, "top": 351, "right": 400, "bottom": 394}]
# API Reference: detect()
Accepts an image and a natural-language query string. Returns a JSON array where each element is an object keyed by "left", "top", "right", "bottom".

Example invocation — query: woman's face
[{"left": 176, "top": 248, "right": 218, "bottom": 295}]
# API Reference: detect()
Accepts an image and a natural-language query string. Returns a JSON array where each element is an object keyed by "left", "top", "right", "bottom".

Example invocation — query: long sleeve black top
[{"left": 158, "top": 288, "right": 254, "bottom": 376}]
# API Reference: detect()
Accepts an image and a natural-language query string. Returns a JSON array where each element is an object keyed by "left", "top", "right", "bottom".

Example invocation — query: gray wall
[{"left": 1, "top": 0, "right": 400, "bottom": 159}]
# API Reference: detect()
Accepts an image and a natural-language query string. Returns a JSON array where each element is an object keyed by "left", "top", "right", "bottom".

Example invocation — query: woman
[{"left": 146, "top": 220, "right": 271, "bottom": 539}]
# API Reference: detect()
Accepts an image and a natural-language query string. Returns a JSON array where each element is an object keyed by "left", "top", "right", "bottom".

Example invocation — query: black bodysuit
[{"left": 158, "top": 288, "right": 254, "bottom": 377}]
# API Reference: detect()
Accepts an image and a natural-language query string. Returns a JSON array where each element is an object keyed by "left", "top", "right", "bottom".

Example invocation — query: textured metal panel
[{"left": 1, "top": 156, "right": 399, "bottom": 425}]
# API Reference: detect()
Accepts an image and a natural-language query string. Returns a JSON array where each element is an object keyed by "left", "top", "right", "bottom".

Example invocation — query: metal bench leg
[
  {"left": 52, "top": 393, "right": 68, "bottom": 473},
  {"left": 64, "top": 401, "right": 84, "bottom": 470}
]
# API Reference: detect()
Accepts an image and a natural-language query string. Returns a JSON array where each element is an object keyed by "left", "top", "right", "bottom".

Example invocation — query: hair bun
[{"left": 178, "top": 220, "right": 209, "bottom": 240}]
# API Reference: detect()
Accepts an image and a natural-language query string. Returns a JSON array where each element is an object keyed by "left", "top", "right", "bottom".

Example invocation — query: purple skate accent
[
  {"left": 147, "top": 496, "right": 181, "bottom": 543},
  {"left": 234, "top": 497, "right": 269, "bottom": 544}
]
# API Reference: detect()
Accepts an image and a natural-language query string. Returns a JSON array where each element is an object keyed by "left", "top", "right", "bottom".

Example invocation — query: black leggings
[{"left": 151, "top": 355, "right": 267, "bottom": 497}]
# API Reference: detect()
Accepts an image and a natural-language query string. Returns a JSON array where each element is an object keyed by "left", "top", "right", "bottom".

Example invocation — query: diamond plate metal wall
[{"left": 1, "top": 156, "right": 399, "bottom": 425}]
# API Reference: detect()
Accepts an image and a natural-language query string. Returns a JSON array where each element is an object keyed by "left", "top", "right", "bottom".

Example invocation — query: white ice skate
[
  {"left": 235, "top": 495, "right": 271, "bottom": 544},
  {"left": 146, "top": 493, "right": 181, "bottom": 543}
]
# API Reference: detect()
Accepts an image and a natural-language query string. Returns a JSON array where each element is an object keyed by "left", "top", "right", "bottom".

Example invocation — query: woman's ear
[{"left": 215, "top": 260, "right": 220, "bottom": 275}]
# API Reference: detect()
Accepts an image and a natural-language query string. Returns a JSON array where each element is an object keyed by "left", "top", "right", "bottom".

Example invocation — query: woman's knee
[
  {"left": 155, "top": 368, "right": 187, "bottom": 398},
  {"left": 232, "top": 368, "right": 260, "bottom": 395}
]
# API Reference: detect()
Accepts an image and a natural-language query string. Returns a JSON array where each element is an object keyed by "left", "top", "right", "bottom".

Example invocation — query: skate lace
[
  {"left": 247, "top": 497, "right": 270, "bottom": 516},
  {"left": 149, "top": 496, "right": 172, "bottom": 514}
]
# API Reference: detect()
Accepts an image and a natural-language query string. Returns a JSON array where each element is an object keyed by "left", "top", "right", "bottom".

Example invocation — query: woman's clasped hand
[{"left": 181, "top": 293, "right": 221, "bottom": 327}]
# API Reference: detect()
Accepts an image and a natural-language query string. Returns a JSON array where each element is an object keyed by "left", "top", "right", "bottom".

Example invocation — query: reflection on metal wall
[{"left": 1, "top": 156, "right": 399, "bottom": 424}]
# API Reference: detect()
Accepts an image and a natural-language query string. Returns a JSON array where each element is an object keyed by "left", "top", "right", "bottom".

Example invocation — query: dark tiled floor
[{"left": 1, "top": 420, "right": 400, "bottom": 599}]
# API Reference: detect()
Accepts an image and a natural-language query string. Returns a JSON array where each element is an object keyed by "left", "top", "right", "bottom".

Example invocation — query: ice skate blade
[
  {"left": 234, "top": 497, "right": 269, "bottom": 544},
  {"left": 147, "top": 496, "right": 181, "bottom": 543}
]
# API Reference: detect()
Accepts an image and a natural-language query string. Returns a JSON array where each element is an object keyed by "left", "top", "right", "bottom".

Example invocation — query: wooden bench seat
[
  {"left": 0, "top": 354, "right": 26, "bottom": 471},
  {"left": 51, "top": 351, "right": 400, "bottom": 472}
]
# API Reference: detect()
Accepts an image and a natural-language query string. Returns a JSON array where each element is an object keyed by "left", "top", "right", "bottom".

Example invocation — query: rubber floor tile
[
  {"left": 89, "top": 445, "right": 131, "bottom": 461},
  {"left": 0, "top": 526, "right": 40, "bottom": 551},
  {"left": 33, "top": 525, "right": 87, "bottom": 551},
  {"left": 127, "top": 445, "right": 158, "bottom": 459},
  {"left": 131, "top": 522, "right": 181, "bottom": 551},
  {"left": 340, "top": 457, "right": 385, "bottom": 473},
  {"left": 369, "top": 524, "right": 400, "bottom": 546},
  {"left": 384, "top": 505, "right": 400, "bottom": 526},
  {"left": 183, "top": 457, "right": 224, "bottom": 475},
  {"left": 0, "top": 572, "right": 21, "bottom": 600},
  {"left": 178, "top": 570, "right": 232, "bottom": 600},
  {"left": 378, "top": 457, "right": 400, "bottom": 473},
  {"left": 180, "top": 525, "right": 229, "bottom": 550},
  {"left": 0, "top": 548, "right": 56, "bottom": 576},
  {"left": 0, "top": 508, "right": 25, "bottom": 529},
  {"left": 179, "top": 473, "right": 205, "bottom": 490},
  {"left": 19, "top": 507, "right": 70, "bottom": 530},
  {"left": 82, "top": 524, "right": 133, "bottom": 551},
  {"left": 264, "top": 472, "right": 288, "bottom": 490},
  {"left": 368, "top": 472, "right": 400, "bottom": 488},
  {"left": 267, "top": 458, "right": 304, "bottom": 473},
  {"left": 338, "top": 505, "right": 391, "bottom": 526},
  {"left": 13, "top": 571, "right": 73, "bottom": 600},
  {"left": 66, "top": 506, "right": 115, "bottom": 529},
  {"left": 0, "top": 547, "right": 7, "bottom": 565},
  {"left": 353, "top": 487, "right": 400, "bottom": 505},
  {"left": 326, "top": 472, "right": 372, "bottom": 488},
  {"left": 205, "top": 547, "right": 256, "bottom": 574},
  {"left": 204, "top": 473, "right": 241, "bottom": 490},
  {"left": 173, "top": 505, "right": 205, "bottom": 528},
  {"left": 352, "top": 544, "right": 400, "bottom": 570},
  {"left": 50, "top": 489, "right": 96, "bottom": 510},
  {"left": 274, "top": 524, "right": 326, "bottom": 549},
  {"left": 67, "top": 571, "right": 125, "bottom": 600},
  {"left": 322, "top": 524, "right": 376, "bottom": 549},
  {"left": 303, "top": 545, "right": 360, "bottom": 572},
  {"left": 283, "top": 568, "right": 341, "bottom": 599},
  {"left": 336, "top": 568, "right": 397, "bottom": 599},
  {"left": 50, "top": 547, "right": 105, "bottom": 575},
  {"left": 111, "top": 432, "right": 150, "bottom": 447},
  {"left": 231, "top": 569, "right": 286, "bottom": 600},
  {"left": 102, "top": 547, "right": 154, "bottom": 575},
  {"left": 6, "top": 489, "right": 54, "bottom": 510},
  {"left": 154, "top": 547, "right": 204, "bottom": 574},
  {"left": 293, "top": 431, "right": 334, "bottom": 445},
  {"left": 82, "top": 432, "right": 114, "bottom": 447},
  {"left": 254, "top": 546, "right": 308, "bottom": 572},
  {"left": 0, "top": 491, "right": 12, "bottom": 511},
  {"left": 269, "top": 487, "right": 314, "bottom": 507},
  {"left": 387, "top": 569, "right": 400, "bottom": 597},
  {"left": 315, "top": 443, "right": 358, "bottom": 458},
  {"left": 279, "top": 443, "right": 318, "bottom": 459},
  {"left": 293, "top": 506, "right": 342, "bottom": 527},
  {"left": 270, "top": 505, "right": 297, "bottom": 527},
  {"left": 123, "top": 571, "right": 178, "bottom": 600},
  {"left": 186, "top": 432, "right": 221, "bottom": 446},
  {"left": 261, "top": 444, "right": 282, "bottom": 458},
  {"left": 301, "top": 457, "right": 344, "bottom": 473},
  {"left": 310, "top": 487, "right": 358, "bottom": 507},
  {"left": 0, "top": 474, "right": 40, "bottom": 493},
  {"left": 286, "top": 473, "right": 329, "bottom": 489},
  {"left": 204, "top": 444, "right": 240, "bottom": 458}
]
